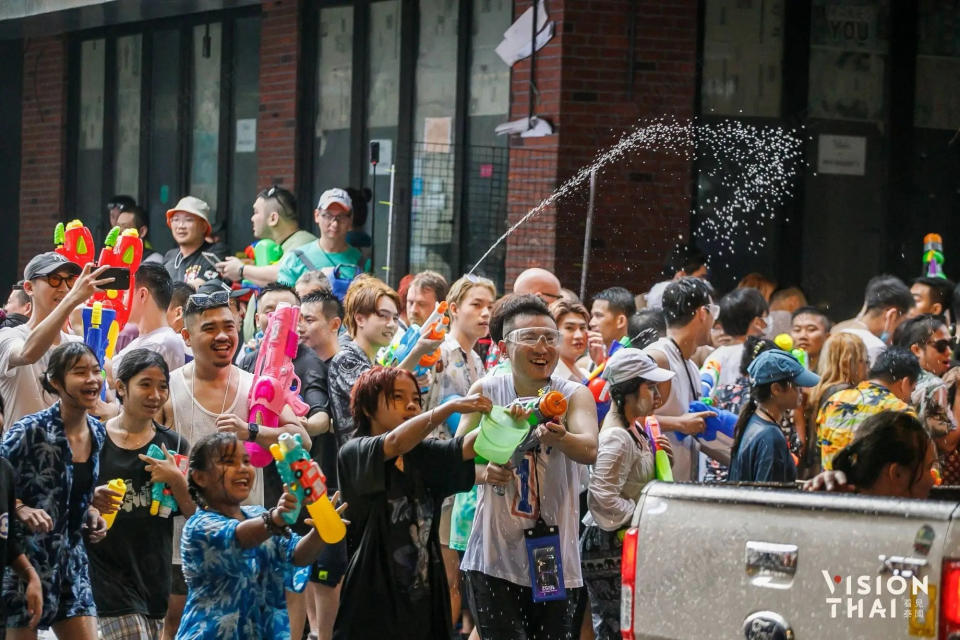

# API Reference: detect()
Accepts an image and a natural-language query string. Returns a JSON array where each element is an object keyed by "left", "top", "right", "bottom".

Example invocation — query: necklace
[
  {"left": 188, "top": 363, "right": 234, "bottom": 451},
  {"left": 756, "top": 407, "right": 780, "bottom": 424}
]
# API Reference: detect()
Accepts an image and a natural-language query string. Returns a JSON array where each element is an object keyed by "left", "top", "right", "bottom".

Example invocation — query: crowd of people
[{"left": 0, "top": 188, "right": 953, "bottom": 640}]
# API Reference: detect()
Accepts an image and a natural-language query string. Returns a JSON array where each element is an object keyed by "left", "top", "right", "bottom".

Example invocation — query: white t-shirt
[
  {"left": 700, "top": 343, "right": 745, "bottom": 396},
  {"left": 645, "top": 280, "right": 672, "bottom": 309},
  {"left": 0, "top": 324, "right": 81, "bottom": 425},
  {"left": 840, "top": 328, "right": 885, "bottom": 365},
  {"left": 112, "top": 326, "right": 187, "bottom": 376}
]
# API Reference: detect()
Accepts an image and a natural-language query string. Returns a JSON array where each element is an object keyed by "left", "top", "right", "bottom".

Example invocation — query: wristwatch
[{"left": 247, "top": 422, "right": 259, "bottom": 443}]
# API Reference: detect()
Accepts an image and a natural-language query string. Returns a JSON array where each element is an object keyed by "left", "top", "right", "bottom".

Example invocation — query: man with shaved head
[{"left": 512, "top": 268, "right": 562, "bottom": 304}]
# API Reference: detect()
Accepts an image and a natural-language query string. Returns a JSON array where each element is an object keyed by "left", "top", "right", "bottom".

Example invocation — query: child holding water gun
[
  {"left": 89, "top": 349, "right": 193, "bottom": 640},
  {"left": 334, "top": 366, "right": 492, "bottom": 640},
  {"left": 175, "top": 432, "right": 342, "bottom": 640},
  {"left": 581, "top": 348, "right": 675, "bottom": 640}
]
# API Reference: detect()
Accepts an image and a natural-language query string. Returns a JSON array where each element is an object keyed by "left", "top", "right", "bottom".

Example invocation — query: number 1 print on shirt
[{"left": 511, "top": 451, "right": 539, "bottom": 520}]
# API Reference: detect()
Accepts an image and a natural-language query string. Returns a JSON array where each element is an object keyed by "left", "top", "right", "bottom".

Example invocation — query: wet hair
[
  {"left": 187, "top": 432, "right": 243, "bottom": 509},
  {"left": 350, "top": 366, "right": 421, "bottom": 437},
  {"left": 628, "top": 309, "right": 667, "bottom": 345},
  {"left": 739, "top": 336, "right": 778, "bottom": 377},
  {"left": 114, "top": 349, "right": 169, "bottom": 405},
  {"left": 718, "top": 287, "right": 769, "bottom": 337},
  {"left": 869, "top": 347, "right": 921, "bottom": 384},
  {"left": 912, "top": 276, "right": 953, "bottom": 313},
  {"left": 39, "top": 342, "right": 99, "bottom": 395},
  {"left": 661, "top": 277, "right": 714, "bottom": 328},
  {"left": 662, "top": 243, "right": 706, "bottom": 278},
  {"left": 592, "top": 286, "right": 636, "bottom": 318},
  {"left": 257, "top": 185, "right": 297, "bottom": 222},
  {"left": 832, "top": 411, "right": 931, "bottom": 494},
  {"left": 863, "top": 275, "right": 914, "bottom": 315},
  {"left": 495, "top": 293, "right": 553, "bottom": 338},
  {"left": 893, "top": 314, "right": 947, "bottom": 350},
  {"left": 295, "top": 269, "right": 332, "bottom": 295},
  {"left": 135, "top": 263, "right": 174, "bottom": 310},
  {"left": 258, "top": 282, "right": 300, "bottom": 305},
  {"left": 169, "top": 281, "right": 195, "bottom": 312},
  {"left": 343, "top": 274, "right": 400, "bottom": 338},
  {"left": 410, "top": 271, "right": 449, "bottom": 304},
  {"left": 301, "top": 290, "right": 344, "bottom": 320},
  {"left": 791, "top": 305, "right": 831, "bottom": 331}
]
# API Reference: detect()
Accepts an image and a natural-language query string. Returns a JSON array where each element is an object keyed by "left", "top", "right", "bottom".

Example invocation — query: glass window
[
  {"left": 228, "top": 16, "right": 261, "bottom": 252},
  {"left": 915, "top": 0, "right": 960, "bottom": 129},
  {"left": 701, "top": 0, "right": 784, "bottom": 117},
  {"left": 146, "top": 29, "right": 182, "bottom": 255},
  {"left": 114, "top": 35, "right": 142, "bottom": 199},
  {"left": 808, "top": 0, "right": 890, "bottom": 122},
  {"left": 314, "top": 5, "right": 354, "bottom": 203},
  {"left": 408, "top": 0, "right": 459, "bottom": 279},
  {"left": 366, "top": 0, "right": 402, "bottom": 274},
  {"left": 189, "top": 22, "right": 222, "bottom": 226},
  {"left": 77, "top": 39, "right": 106, "bottom": 240}
]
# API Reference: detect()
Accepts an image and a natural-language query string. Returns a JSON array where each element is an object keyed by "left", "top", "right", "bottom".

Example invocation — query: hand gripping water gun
[
  {"left": 101, "top": 478, "right": 127, "bottom": 530},
  {"left": 923, "top": 233, "right": 946, "bottom": 279},
  {"left": 82, "top": 302, "right": 116, "bottom": 399},
  {"left": 247, "top": 302, "right": 310, "bottom": 467},
  {"left": 679, "top": 400, "right": 737, "bottom": 442},
  {"left": 376, "top": 301, "right": 450, "bottom": 385},
  {"left": 90, "top": 227, "right": 144, "bottom": 359},
  {"left": 585, "top": 335, "right": 636, "bottom": 422},
  {"left": 270, "top": 433, "right": 346, "bottom": 543},
  {"left": 474, "top": 391, "right": 568, "bottom": 467},
  {"left": 774, "top": 333, "right": 807, "bottom": 369},
  {"left": 644, "top": 416, "right": 673, "bottom": 482},
  {"left": 146, "top": 443, "right": 188, "bottom": 518},
  {"left": 53, "top": 220, "right": 96, "bottom": 267}
]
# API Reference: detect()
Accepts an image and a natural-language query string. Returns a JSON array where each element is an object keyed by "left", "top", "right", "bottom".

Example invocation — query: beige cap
[{"left": 166, "top": 196, "right": 212, "bottom": 234}]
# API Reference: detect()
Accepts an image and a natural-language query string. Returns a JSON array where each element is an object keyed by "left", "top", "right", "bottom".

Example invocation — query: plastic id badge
[{"left": 524, "top": 519, "right": 567, "bottom": 602}]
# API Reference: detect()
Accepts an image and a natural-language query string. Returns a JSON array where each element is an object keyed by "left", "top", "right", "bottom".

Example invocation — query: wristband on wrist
[{"left": 247, "top": 422, "right": 259, "bottom": 443}]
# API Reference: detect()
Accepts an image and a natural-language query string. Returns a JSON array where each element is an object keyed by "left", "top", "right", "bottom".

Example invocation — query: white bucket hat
[{"left": 166, "top": 196, "right": 212, "bottom": 234}]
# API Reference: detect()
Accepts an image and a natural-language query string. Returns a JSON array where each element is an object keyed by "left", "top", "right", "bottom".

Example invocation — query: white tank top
[
  {"left": 645, "top": 337, "right": 701, "bottom": 482},
  {"left": 169, "top": 364, "right": 258, "bottom": 563},
  {"left": 461, "top": 374, "right": 584, "bottom": 588}
]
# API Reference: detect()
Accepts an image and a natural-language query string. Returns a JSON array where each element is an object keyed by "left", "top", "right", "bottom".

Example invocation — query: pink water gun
[{"left": 247, "top": 302, "right": 310, "bottom": 467}]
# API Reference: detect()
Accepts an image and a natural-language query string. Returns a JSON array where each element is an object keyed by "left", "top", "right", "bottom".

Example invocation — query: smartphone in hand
[{"left": 95, "top": 267, "right": 131, "bottom": 290}]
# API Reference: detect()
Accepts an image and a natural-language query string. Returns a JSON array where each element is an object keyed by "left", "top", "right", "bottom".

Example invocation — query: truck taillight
[
  {"left": 621, "top": 527, "right": 638, "bottom": 639},
  {"left": 940, "top": 559, "right": 960, "bottom": 639}
]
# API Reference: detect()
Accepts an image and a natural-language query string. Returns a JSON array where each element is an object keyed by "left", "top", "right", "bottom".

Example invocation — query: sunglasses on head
[{"left": 187, "top": 291, "right": 230, "bottom": 311}]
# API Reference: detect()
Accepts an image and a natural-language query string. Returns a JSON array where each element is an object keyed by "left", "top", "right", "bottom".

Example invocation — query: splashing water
[{"left": 467, "top": 116, "right": 804, "bottom": 274}]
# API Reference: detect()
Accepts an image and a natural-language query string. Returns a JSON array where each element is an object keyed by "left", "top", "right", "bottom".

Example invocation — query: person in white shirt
[
  {"left": 644, "top": 243, "right": 708, "bottom": 310},
  {"left": 0, "top": 253, "right": 112, "bottom": 424},
  {"left": 832, "top": 275, "right": 914, "bottom": 365},
  {"left": 700, "top": 287, "right": 769, "bottom": 399}
]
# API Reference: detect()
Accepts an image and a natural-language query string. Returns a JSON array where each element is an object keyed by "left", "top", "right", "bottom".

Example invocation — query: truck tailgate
[{"left": 629, "top": 482, "right": 960, "bottom": 639}]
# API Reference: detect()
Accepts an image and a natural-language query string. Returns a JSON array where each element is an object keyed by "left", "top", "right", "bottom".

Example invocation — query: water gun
[
  {"left": 699, "top": 363, "right": 720, "bottom": 399},
  {"left": 441, "top": 394, "right": 464, "bottom": 436},
  {"left": 247, "top": 302, "right": 310, "bottom": 467},
  {"left": 585, "top": 335, "right": 638, "bottom": 422},
  {"left": 679, "top": 400, "right": 737, "bottom": 442},
  {"left": 91, "top": 227, "right": 144, "bottom": 358},
  {"left": 508, "top": 391, "right": 569, "bottom": 466},
  {"left": 102, "top": 478, "right": 127, "bottom": 530},
  {"left": 774, "top": 333, "right": 807, "bottom": 369},
  {"left": 147, "top": 443, "right": 188, "bottom": 518},
  {"left": 376, "top": 301, "right": 450, "bottom": 386},
  {"left": 270, "top": 433, "right": 346, "bottom": 543},
  {"left": 82, "top": 302, "right": 116, "bottom": 399},
  {"left": 242, "top": 239, "right": 283, "bottom": 287},
  {"left": 924, "top": 233, "right": 945, "bottom": 279},
  {"left": 644, "top": 416, "right": 673, "bottom": 482},
  {"left": 53, "top": 220, "right": 96, "bottom": 267}
]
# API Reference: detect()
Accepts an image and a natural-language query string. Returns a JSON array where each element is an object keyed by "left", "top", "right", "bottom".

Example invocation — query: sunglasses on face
[
  {"left": 928, "top": 338, "right": 956, "bottom": 354},
  {"left": 42, "top": 273, "right": 77, "bottom": 288}
]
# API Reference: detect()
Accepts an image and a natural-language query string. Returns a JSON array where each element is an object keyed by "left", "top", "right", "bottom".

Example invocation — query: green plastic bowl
[{"left": 474, "top": 406, "right": 530, "bottom": 465}]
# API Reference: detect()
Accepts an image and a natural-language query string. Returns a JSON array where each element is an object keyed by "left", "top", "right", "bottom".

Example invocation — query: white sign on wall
[{"left": 817, "top": 134, "right": 866, "bottom": 175}]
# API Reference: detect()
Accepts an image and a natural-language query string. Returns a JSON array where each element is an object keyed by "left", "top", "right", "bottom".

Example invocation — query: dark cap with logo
[{"left": 24, "top": 252, "right": 82, "bottom": 281}]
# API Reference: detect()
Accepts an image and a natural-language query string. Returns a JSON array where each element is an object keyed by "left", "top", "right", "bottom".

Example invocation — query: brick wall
[
  {"left": 257, "top": 0, "right": 300, "bottom": 191},
  {"left": 504, "top": 0, "right": 698, "bottom": 298},
  {"left": 18, "top": 36, "right": 68, "bottom": 272}
]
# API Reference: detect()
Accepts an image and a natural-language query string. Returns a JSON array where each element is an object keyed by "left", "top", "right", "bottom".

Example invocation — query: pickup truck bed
[{"left": 623, "top": 482, "right": 960, "bottom": 639}]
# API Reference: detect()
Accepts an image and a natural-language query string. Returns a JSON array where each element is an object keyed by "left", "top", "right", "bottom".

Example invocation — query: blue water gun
[
  {"left": 82, "top": 302, "right": 116, "bottom": 399},
  {"left": 679, "top": 400, "right": 737, "bottom": 442}
]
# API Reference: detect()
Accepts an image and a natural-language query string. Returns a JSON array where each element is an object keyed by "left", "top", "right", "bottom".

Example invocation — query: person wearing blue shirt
[{"left": 728, "top": 349, "right": 819, "bottom": 483}]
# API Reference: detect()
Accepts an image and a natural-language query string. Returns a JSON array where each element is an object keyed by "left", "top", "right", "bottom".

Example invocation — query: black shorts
[
  {"left": 170, "top": 564, "right": 187, "bottom": 596},
  {"left": 308, "top": 539, "right": 348, "bottom": 587},
  {"left": 463, "top": 570, "right": 582, "bottom": 640}
]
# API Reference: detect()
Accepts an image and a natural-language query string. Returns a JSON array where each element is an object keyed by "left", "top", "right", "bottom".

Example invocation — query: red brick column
[
  {"left": 18, "top": 36, "right": 68, "bottom": 272},
  {"left": 257, "top": 0, "right": 300, "bottom": 190}
]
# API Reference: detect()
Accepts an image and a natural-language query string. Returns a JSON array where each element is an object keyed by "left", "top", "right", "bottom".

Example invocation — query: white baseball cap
[
  {"left": 602, "top": 348, "right": 675, "bottom": 385},
  {"left": 317, "top": 188, "right": 352, "bottom": 212}
]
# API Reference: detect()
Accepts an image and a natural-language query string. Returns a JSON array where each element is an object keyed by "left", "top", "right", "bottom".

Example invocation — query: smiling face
[
  {"left": 193, "top": 441, "right": 255, "bottom": 506},
  {"left": 369, "top": 374, "right": 422, "bottom": 434},
  {"left": 355, "top": 295, "right": 399, "bottom": 349},
  {"left": 184, "top": 306, "right": 238, "bottom": 368},
  {"left": 501, "top": 314, "right": 560, "bottom": 382},
  {"left": 54, "top": 352, "right": 103, "bottom": 410},
  {"left": 915, "top": 324, "right": 952, "bottom": 376},
  {"left": 169, "top": 212, "right": 207, "bottom": 247},
  {"left": 117, "top": 365, "right": 169, "bottom": 421},
  {"left": 24, "top": 268, "right": 77, "bottom": 315},
  {"left": 557, "top": 311, "right": 588, "bottom": 364},
  {"left": 451, "top": 285, "right": 494, "bottom": 342}
]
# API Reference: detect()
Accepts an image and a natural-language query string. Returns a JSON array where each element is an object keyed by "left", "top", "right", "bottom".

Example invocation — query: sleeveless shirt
[{"left": 461, "top": 373, "right": 585, "bottom": 588}]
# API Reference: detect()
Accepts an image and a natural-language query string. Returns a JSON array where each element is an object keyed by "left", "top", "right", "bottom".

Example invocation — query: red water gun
[
  {"left": 90, "top": 227, "right": 143, "bottom": 358},
  {"left": 247, "top": 302, "right": 310, "bottom": 467},
  {"left": 53, "top": 220, "right": 96, "bottom": 267}
]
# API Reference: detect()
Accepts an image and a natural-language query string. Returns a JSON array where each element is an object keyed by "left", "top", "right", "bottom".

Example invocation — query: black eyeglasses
[{"left": 187, "top": 291, "right": 229, "bottom": 310}]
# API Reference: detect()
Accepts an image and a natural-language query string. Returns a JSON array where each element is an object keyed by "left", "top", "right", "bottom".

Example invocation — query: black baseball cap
[{"left": 24, "top": 252, "right": 82, "bottom": 281}]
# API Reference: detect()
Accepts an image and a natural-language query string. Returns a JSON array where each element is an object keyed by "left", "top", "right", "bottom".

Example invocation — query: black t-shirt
[
  {"left": 87, "top": 425, "right": 190, "bottom": 617},
  {"left": 163, "top": 241, "right": 226, "bottom": 283},
  {"left": 70, "top": 459, "right": 93, "bottom": 532},
  {"left": 242, "top": 344, "right": 333, "bottom": 534},
  {"left": 333, "top": 435, "right": 474, "bottom": 640},
  {"left": 0, "top": 458, "right": 23, "bottom": 570}
]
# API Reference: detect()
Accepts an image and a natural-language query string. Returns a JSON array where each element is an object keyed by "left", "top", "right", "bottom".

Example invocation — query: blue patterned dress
[
  {"left": 175, "top": 506, "right": 308, "bottom": 640},
  {"left": 0, "top": 402, "right": 105, "bottom": 628}
]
